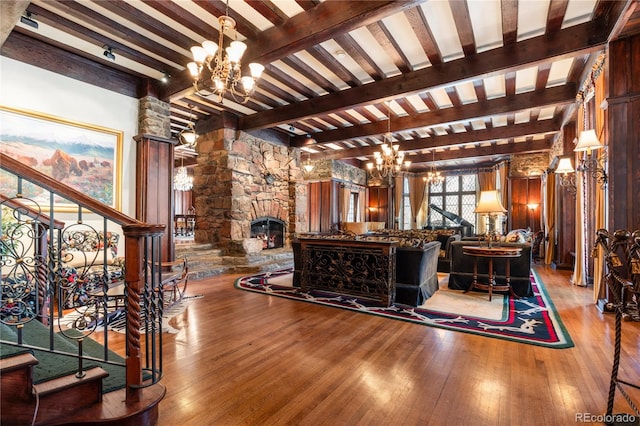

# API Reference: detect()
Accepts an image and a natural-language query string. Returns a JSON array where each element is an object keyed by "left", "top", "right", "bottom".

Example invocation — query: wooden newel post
[{"left": 122, "top": 223, "right": 165, "bottom": 401}]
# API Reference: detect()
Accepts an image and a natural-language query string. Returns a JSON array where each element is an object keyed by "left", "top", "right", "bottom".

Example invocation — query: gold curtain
[
  {"left": 409, "top": 175, "right": 427, "bottom": 229},
  {"left": 358, "top": 187, "right": 366, "bottom": 222},
  {"left": 340, "top": 185, "right": 351, "bottom": 226},
  {"left": 477, "top": 169, "right": 497, "bottom": 234},
  {"left": 543, "top": 172, "right": 556, "bottom": 264},
  {"left": 592, "top": 69, "right": 607, "bottom": 302},
  {"left": 497, "top": 162, "right": 509, "bottom": 213},
  {"left": 572, "top": 104, "right": 587, "bottom": 287},
  {"left": 394, "top": 175, "right": 403, "bottom": 229}
]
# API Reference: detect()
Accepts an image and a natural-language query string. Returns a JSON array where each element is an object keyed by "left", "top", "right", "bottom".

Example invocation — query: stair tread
[
  {"left": 33, "top": 366, "right": 109, "bottom": 397},
  {"left": 0, "top": 352, "right": 38, "bottom": 373}
]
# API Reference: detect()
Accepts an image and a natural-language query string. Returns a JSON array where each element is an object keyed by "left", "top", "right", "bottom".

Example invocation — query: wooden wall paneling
[
  {"left": 308, "top": 182, "right": 321, "bottom": 232},
  {"left": 320, "top": 180, "right": 333, "bottom": 232},
  {"left": 509, "top": 177, "right": 542, "bottom": 232},
  {"left": 554, "top": 124, "right": 576, "bottom": 270},
  {"left": 509, "top": 178, "right": 529, "bottom": 230},
  {"left": 307, "top": 180, "right": 340, "bottom": 233},
  {"left": 366, "top": 186, "right": 390, "bottom": 226},
  {"left": 608, "top": 35, "right": 640, "bottom": 232},
  {"left": 135, "top": 134, "right": 176, "bottom": 262}
]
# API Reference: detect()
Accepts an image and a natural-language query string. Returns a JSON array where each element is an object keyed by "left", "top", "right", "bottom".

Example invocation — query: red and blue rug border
[{"left": 235, "top": 268, "right": 574, "bottom": 349}]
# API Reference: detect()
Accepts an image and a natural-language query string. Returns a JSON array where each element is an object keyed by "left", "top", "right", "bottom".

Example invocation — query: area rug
[
  {"left": 58, "top": 294, "right": 203, "bottom": 335},
  {"left": 235, "top": 269, "right": 574, "bottom": 349}
]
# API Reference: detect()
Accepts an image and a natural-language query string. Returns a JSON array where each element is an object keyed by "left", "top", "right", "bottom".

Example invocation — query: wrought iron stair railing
[{"left": 1, "top": 152, "right": 166, "bottom": 406}]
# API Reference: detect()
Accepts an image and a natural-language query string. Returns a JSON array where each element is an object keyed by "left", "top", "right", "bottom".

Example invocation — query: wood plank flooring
[{"left": 149, "top": 265, "right": 639, "bottom": 425}]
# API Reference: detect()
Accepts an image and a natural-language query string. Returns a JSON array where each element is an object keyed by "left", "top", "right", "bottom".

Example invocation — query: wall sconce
[
  {"left": 553, "top": 156, "right": 577, "bottom": 196},
  {"left": 574, "top": 129, "right": 607, "bottom": 188}
]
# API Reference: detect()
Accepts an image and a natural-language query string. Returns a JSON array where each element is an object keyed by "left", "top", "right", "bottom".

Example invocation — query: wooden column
[
  {"left": 134, "top": 134, "right": 177, "bottom": 262},
  {"left": 607, "top": 35, "right": 640, "bottom": 232}
]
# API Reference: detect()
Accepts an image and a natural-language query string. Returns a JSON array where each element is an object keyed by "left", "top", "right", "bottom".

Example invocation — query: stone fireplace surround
[{"left": 192, "top": 127, "right": 308, "bottom": 257}]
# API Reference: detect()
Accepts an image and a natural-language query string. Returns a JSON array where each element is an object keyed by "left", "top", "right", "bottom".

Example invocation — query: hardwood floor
[{"left": 153, "top": 265, "right": 639, "bottom": 425}]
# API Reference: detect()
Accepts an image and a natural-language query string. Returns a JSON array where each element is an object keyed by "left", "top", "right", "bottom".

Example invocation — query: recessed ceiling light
[{"left": 335, "top": 50, "right": 346, "bottom": 59}]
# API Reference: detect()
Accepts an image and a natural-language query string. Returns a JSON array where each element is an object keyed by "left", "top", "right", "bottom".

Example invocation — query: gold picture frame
[{"left": 0, "top": 105, "right": 123, "bottom": 211}]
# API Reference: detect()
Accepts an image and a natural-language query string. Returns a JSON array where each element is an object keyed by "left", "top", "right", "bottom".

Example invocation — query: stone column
[{"left": 138, "top": 96, "right": 171, "bottom": 138}]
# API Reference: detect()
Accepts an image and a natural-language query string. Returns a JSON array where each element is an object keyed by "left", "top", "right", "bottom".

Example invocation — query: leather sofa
[
  {"left": 447, "top": 241, "right": 533, "bottom": 297},
  {"left": 395, "top": 241, "right": 441, "bottom": 306}
]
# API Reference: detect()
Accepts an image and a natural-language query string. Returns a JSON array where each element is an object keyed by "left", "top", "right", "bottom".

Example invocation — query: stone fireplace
[
  {"left": 192, "top": 127, "right": 309, "bottom": 256},
  {"left": 250, "top": 217, "right": 285, "bottom": 249}
]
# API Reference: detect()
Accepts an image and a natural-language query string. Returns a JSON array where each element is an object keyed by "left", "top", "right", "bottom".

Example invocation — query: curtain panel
[{"left": 409, "top": 175, "right": 427, "bottom": 229}]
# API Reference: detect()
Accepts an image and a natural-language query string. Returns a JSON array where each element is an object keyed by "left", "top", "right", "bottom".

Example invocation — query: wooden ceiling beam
[
  {"left": 240, "top": 21, "right": 608, "bottom": 131},
  {"left": 407, "top": 139, "right": 551, "bottom": 165},
  {"left": 310, "top": 120, "right": 559, "bottom": 161},
  {"left": 293, "top": 84, "right": 575, "bottom": 146}
]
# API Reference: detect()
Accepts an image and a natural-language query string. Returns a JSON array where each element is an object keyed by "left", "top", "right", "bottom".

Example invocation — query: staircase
[
  {"left": 0, "top": 319, "right": 164, "bottom": 425},
  {"left": 176, "top": 243, "right": 294, "bottom": 280},
  {"left": 1, "top": 153, "right": 165, "bottom": 424}
]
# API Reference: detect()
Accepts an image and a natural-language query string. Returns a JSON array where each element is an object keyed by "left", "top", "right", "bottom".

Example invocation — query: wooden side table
[{"left": 462, "top": 246, "right": 523, "bottom": 301}]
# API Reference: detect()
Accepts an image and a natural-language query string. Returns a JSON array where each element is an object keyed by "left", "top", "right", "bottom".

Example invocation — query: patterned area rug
[
  {"left": 59, "top": 294, "right": 203, "bottom": 334},
  {"left": 235, "top": 269, "right": 574, "bottom": 349}
]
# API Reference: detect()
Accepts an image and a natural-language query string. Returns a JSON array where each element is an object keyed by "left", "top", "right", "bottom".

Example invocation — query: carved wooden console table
[
  {"left": 298, "top": 237, "right": 398, "bottom": 306},
  {"left": 463, "top": 245, "right": 522, "bottom": 301}
]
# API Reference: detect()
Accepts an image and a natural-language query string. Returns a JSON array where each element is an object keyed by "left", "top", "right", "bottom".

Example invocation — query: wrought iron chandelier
[
  {"left": 425, "top": 150, "right": 444, "bottom": 184},
  {"left": 366, "top": 103, "right": 410, "bottom": 182},
  {"left": 186, "top": 0, "right": 264, "bottom": 104},
  {"left": 173, "top": 157, "right": 193, "bottom": 192}
]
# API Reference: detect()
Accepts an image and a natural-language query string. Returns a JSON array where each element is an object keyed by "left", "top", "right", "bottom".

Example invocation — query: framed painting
[{"left": 0, "top": 106, "right": 123, "bottom": 211}]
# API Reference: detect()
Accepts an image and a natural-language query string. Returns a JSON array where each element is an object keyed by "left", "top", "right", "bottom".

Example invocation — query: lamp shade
[
  {"left": 574, "top": 129, "right": 603, "bottom": 153},
  {"left": 474, "top": 190, "right": 507, "bottom": 214},
  {"left": 555, "top": 157, "right": 575, "bottom": 174}
]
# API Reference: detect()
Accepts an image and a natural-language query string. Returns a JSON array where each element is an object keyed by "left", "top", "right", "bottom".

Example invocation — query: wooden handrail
[
  {"left": 0, "top": 193, "right": 66, "bottom": 230},
  {"left": 1, "top": 152, "right": 166, "bottom": 403},
  {"left": 1, "top": 153, "right": 145, "bottom": 228}
]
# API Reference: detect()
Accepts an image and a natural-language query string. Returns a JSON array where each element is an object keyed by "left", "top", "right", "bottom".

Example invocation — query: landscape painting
[{"left": 0, "top": 106, "right": 122, "bottom": 210}]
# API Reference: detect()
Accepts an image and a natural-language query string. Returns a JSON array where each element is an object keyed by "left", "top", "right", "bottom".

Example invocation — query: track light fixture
[
  {"left": 20, "top": 11, "right": 38, "bottom": 29},
  {"left": 161, "top": 72, "right": 170, "bottom": 84},
  {"left": 102, "top": 45, "right": 115, "bottom": 61}
]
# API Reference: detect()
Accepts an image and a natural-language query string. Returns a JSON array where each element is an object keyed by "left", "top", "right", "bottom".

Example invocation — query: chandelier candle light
[
  {"left": 187, "top": 0, "right": 264, "bottom": 103},
  {"left": 425, "top": 150, "right": 444, "bottom": 184},
  {"left": 366, "top": 103, "right": 410, "bottom": 183}
]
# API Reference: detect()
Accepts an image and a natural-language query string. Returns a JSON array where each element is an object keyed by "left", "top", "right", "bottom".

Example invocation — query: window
[
  {"left": 346, "top": 192, "right": 359, "bottom": 222},
  {"left": 402, "top": 176, "right": 411, "bottom": 229},
  {"left": 428, "top": 174, "right": 477, "bottom": 228}
]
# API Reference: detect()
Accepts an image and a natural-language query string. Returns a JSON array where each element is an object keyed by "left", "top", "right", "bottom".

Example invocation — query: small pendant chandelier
[
  {"left": 173, "top": 156, "right": 193, "bottom": 192},
  {"left": 425, "top": 150, "right": 444, "bottom": 185},
  {"left": 366, "top": 102, "right": 411, "bottom": 183}
]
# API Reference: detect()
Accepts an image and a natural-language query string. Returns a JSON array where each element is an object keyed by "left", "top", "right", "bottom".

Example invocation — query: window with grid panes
[
  {"left": 427, "top": 174, "right": 476, "bottom": 229},
  {"left": 402, "top": 176, "right": 411, "bottom": 229},
  {"left": 346, "top": 192, "right": 358, "bottom": 222}
]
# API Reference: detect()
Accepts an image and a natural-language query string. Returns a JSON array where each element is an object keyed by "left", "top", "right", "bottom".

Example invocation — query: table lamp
[{"left": 475, "top": 190, "right": 507, "bottom": 248}]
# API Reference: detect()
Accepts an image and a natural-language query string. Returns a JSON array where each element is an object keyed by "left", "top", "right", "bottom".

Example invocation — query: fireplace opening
[{"left": 250, "top": 217, "right": 285, "bottom": 249}]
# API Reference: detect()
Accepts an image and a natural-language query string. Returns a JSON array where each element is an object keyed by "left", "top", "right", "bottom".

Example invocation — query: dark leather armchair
[
  {"left": 436, "top": 233, "right": 461, "bottom": 273},
  {"left": 395, "top": 241, "right": 441, "bottom": 306}
]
